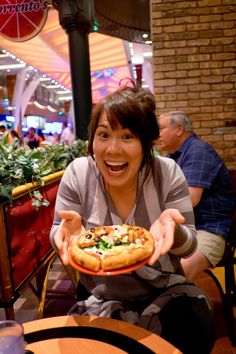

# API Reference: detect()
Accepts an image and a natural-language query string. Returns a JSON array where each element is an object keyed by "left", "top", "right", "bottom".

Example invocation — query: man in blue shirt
[{"left": 158, "top": 111, "right": 235, "bottom": 280}]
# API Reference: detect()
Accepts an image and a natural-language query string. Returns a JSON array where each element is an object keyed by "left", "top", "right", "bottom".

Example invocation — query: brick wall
[{"left": 151, "top": 0, "right": 236, "bottom": 169}]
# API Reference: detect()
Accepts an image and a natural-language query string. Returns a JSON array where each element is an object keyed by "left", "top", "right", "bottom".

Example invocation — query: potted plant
[{"left": 0, "top": 138, "right": 87, "bottom": 207}]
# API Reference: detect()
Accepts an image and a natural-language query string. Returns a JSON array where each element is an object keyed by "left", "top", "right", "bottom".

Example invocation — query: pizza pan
[{"left": 68, "top": 254, "right": 151, "bottom": 276}]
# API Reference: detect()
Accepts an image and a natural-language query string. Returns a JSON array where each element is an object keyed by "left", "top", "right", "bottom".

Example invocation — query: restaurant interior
[{"left": 0, "top": 1, "right": 235, "bottom": 353}]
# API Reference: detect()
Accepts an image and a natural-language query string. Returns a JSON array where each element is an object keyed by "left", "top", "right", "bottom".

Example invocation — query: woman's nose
[{"left": 106, "top": 137, "right": 121, "bottom": 152}]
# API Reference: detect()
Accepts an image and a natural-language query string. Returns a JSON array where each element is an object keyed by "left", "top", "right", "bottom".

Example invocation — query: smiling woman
[{"left": 50, "top": 84, "right": 216, "bottom": 354}]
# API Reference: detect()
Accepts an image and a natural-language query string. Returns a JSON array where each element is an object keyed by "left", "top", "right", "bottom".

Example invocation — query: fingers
[
  {"left": 148, "top": 236, "right": 163, "bottom": 265},
  {"left": 54, "top": 229, "right": 68, "bottom": 265},
  {"left": 54, "top": 229, "right": 64, "bottom": 250},
  {"left": 149, "top": 208, "right": 183, "bottom": 264},
  {"left": 59, "top": 210, "right": 83, "bottom": 234},
  {"left": 61, "top": 240, "right": 69, "bottom": 265},
  {"left": 55, "top": 210, "right": 83, "bottom": 266},
  {"left": 165, "top": 208, "right": 185, "bottom": 224},
  {"left": 159, "top": 224, "right": 174, "bottom": 255}
]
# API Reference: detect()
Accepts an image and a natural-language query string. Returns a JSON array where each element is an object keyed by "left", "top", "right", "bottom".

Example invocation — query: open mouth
[{"left": 105, "top": 161, "right": 128, "bottom": 173}]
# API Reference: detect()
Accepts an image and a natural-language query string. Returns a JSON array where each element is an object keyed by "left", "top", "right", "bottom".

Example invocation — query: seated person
[
  {"left": 158, "top": 111, "right": 235, "bottom": 280},
  {"left": 50, "top": 86, "right": 215, "bottom": 354}
]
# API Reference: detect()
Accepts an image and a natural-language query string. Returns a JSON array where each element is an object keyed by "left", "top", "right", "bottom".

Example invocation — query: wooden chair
[
  {"left": 205, "top": 171, "right": 236, "bottom": 346},
  {"left": 36, "top": 254, "right": 78, "bottom": 319}
]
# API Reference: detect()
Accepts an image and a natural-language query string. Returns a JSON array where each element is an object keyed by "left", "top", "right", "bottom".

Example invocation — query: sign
[{"left": 0, "top": 0, "right": 49, "bottom": 42}]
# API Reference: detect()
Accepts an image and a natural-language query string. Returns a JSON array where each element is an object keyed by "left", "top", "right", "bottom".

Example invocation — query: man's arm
[{"left": 188, "top": 186, "right": 204, "bottom": 207}]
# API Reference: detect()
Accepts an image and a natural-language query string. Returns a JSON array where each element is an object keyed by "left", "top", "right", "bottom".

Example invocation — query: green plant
[{"left": 0, "top": 137, "right": 87, "bottom": 208}]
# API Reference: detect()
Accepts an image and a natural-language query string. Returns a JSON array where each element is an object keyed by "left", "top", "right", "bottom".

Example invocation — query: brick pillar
[{"left": 151, "top": 0, "right": 236, "bottom": 169}]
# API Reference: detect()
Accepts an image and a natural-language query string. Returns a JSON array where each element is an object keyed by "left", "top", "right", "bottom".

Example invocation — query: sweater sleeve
[{"left": 159, "top": 156, "right": 197, "bottom": 258}]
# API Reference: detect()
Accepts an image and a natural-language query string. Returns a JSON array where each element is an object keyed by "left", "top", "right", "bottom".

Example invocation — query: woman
[
  {"left": 50, "top": 85, "right": 215, "bottom": 353},
  {"left": 25, "top": 127, "right": 41, "bottom": 149}
]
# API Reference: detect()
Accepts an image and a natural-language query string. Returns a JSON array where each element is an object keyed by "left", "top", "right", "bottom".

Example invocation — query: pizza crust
[{"left": 70, "top": 247, "right": 101, "bottom": 272}]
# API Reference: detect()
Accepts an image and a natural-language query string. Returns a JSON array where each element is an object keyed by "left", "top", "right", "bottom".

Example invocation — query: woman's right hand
[{"left": 54, "top": 210, "right": 85, "bottom": 265}]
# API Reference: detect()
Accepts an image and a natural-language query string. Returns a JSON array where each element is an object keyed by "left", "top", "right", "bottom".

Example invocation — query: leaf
[{"left": 0, "top": 139, "right": 86, "bottom": 207}]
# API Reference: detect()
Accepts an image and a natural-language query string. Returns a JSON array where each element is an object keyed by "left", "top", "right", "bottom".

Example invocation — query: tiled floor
[{"left": 0, "top": 258, "right": 235, "bottom": 353}]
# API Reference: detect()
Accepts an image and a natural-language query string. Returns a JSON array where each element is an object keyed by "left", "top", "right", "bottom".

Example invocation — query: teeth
[{"left": 106, "top": 161, "right": 126, "bottom": 166}]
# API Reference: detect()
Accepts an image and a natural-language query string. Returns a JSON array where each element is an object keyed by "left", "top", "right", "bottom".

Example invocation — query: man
[{"left": 158, "top": 111, "right": 235, "bottom": 280}]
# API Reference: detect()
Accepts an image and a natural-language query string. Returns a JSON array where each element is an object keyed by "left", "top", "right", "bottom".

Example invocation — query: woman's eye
[
  {"left": 122, "top": 134, "right": 134, "bottom": 140},
  {"left": 96, "top": 131, "right": 108, "bottom": 139}
]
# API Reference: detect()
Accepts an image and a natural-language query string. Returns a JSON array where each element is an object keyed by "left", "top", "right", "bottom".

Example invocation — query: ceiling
[{"left": 0, "top": 4, "right": 153, "bottom": 105}]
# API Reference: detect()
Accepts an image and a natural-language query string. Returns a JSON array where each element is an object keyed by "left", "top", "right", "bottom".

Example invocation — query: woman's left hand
[{"left": 148, "top": 208, "right": 185, "bottom": 265}]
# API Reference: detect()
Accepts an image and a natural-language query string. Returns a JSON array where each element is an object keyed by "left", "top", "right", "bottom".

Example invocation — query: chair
[
  {"left": 37, "top": 255, "right": 78, "bottom": 319},
  {"left": 204, "top": 171, "right": 236, "bottom": 346}
]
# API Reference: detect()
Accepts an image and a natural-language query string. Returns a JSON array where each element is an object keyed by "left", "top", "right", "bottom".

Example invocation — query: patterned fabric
[
  {"left": 68, "top": 284, "right": 212, "bottom": 336},
  {"left": 49, "top": 156, "right": 211, "bottom": 307},
  {"left": 169, "top": 134, "right": 235, "bottom": 237}
]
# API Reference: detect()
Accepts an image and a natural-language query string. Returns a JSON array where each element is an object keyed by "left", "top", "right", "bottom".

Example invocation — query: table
[{"left": 23, "top": 315, "right": 182, "bottom": 354}]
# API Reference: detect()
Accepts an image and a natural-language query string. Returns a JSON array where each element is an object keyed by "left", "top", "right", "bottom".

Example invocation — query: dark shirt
[
  {"left": 28, "top": 139, "right": 39, "bottom": 149},
  {"left": 169, "top": 134, "right": 235, "bottom": 238}
]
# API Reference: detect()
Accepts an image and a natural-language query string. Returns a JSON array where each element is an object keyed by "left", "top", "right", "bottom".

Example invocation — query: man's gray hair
[{"left": 160, "top": 111, "right": 192, "bottom": 132}]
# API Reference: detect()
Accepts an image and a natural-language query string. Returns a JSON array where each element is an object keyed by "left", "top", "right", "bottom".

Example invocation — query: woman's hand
[
  {"left": 148, "top": 208, "right": 185, "bottom": 265},
  {"left": 54, "top": 210, "right": 85, "bottom": 265}
]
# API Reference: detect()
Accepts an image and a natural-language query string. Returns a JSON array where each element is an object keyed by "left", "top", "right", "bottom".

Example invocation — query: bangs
[{"left": 104, "top": 95, "right": 143, "bottom": 136}]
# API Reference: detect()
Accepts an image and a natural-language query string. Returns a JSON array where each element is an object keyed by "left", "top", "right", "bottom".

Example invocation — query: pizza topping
[{"left": 81, "top": 226, "right": 150, "bottom": 251}]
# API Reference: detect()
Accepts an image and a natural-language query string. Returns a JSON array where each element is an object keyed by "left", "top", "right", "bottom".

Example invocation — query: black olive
[
  {"left": 94, "top": 237, "right": 101, "bottom": 242},
  {"left": 90, "top": 227, "right": 95, "bottom": 232},
  {"left": 114, "top": 241, "right": 122, "bottom": 246},
  {"left": 86, "top": 233, "right": 92, "bottom": 239}
]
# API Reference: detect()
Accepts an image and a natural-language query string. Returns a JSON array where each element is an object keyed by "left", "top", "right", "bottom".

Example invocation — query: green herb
[
  {"left": 0, "top": 140, "right": 87, "bottom": 208},
  {"left": 96, "top": 239, "right": 113, "bottom": 251}
]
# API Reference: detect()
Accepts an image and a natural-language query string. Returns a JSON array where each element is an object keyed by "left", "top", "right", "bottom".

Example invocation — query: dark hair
[
  {"left": 10, "top": 129, "right": 20, "bottom": 139},
  {"left": 0, "top": 125, "right": 6, "bottom": 132},
  {"left": 29, "top": 127, "right": 36, "bottom": 132},
  {"left": 37, "top": 129, "right": 45, "bottom": 140},
  {"left": 87, "top": 85, "right": 159, "bottom": 171}
]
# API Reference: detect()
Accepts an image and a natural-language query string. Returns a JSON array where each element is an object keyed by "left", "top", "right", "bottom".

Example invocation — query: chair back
[{"left": 217, "top": 209, "right": 236, "bottom": 267}]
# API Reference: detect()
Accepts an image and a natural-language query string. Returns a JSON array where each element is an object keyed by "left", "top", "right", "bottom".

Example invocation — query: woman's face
[{"left": 93, "top": 112, "right": 143, "bottom": 189}]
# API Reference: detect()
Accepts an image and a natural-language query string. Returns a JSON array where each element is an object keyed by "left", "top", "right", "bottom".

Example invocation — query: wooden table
[{"left": 23, "top": 315, "right": 182, "bottom": 354}]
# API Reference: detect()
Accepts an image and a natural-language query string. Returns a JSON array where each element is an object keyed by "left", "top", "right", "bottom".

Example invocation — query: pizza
[{"left": 70, "top": 224, "right": 154, "bottom": 272}]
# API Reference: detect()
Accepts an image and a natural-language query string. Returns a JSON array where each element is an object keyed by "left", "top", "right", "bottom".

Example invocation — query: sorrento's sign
[{"left": 0, "top": 0, "right": 48, "bottom": 42}]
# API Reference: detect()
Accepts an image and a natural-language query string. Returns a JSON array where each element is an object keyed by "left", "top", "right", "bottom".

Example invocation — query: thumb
[
  {"left": 167, "top": 208, "right": 185, "bottom": 225},
  {"left": 58, "top": 210, "right": 80, "bottom": 221}
]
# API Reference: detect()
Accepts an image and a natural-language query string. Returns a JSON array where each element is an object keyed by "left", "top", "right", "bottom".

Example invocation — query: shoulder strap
[
  {"left": 152, "top": 157, "right": 165, "bottom": 212},
  {"left": 76, "top": 157, "right": 98, "bottom": 222}
]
